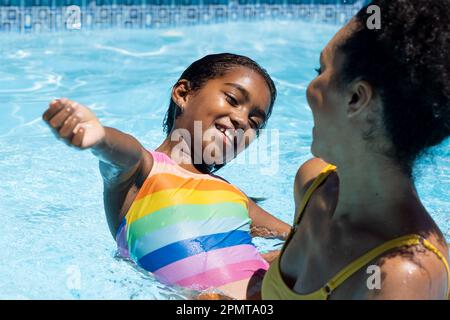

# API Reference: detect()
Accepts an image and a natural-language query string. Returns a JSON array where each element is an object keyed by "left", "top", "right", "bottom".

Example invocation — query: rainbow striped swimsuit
[{"left": 115, "top": 151, "right": 269, "bottom": 290}]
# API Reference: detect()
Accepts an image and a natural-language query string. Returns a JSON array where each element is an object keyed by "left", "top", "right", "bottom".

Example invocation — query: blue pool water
[{"left": 0, "top": 21, "right": 448, "bottom": 299}]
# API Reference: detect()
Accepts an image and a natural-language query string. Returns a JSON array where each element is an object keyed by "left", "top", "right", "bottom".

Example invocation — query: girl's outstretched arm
[
  {"left": 93, "top": 127, "right": 153, "bottom": 237},
  {"left": 42, "top": 98, "right": 153, "bottom": 237},
  {"left": 247, "top": 198, "right": 291, "bottom": 240}
]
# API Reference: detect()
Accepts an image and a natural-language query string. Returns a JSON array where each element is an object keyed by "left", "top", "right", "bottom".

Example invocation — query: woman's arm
[{"left": 247, "top": 198, "right": 291, "bottom": 240}]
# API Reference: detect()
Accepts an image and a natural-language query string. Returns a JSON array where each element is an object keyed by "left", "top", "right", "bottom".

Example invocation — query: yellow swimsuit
[{"left": 262, "top": 164, "right": 450, "bottom": 300}]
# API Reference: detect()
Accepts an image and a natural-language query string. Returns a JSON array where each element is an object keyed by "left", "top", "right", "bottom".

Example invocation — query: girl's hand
[
  {"left": 42, "top": 98, "right": 105, "bottom": 149},
  {"left": 195, "top": 292, "right": 234, "bottom": 300},
  {"left": 261, "top": 250, "right": 281, "bottom": 265}
]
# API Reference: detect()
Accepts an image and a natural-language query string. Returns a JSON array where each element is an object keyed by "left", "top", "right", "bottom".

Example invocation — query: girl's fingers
[
  {"left": 48, "top": 104, "right": 76, "bottom": 130},
  {"left": 43, "top": 99, "right": 64, "bottom": 121},
  {"left": 59, "top": 115, "right": 81, "bottom": 140},
  {"left": 71, "top": 126, "right": 85, "bottom": 148}
]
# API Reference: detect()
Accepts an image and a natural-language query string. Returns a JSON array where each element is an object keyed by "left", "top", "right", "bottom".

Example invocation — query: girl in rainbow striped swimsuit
[{"left": 42, "top": 53, "right": 291, "bottom": 299}]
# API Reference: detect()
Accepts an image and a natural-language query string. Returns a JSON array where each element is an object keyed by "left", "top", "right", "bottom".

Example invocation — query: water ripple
[{"left": 94, "top": 44, "right": 168, "bottom": 57}]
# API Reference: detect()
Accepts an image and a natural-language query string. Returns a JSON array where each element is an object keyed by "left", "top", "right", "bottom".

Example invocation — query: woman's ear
[
  {"left": 346, "top": 80, "right": 374, "bottom": 118},
  {"left": 171, "top": 79, "right": 191, "bottom": 110}
]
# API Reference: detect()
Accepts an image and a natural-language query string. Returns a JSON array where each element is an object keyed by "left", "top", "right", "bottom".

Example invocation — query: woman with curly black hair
[{"left": 262, "top": 0, "right": 450, "bottom": 299}]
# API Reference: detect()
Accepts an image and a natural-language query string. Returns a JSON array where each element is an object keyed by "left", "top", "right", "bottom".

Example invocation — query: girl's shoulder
[{"left": 207, "top": 173, "right": 250, "bottom": 203}]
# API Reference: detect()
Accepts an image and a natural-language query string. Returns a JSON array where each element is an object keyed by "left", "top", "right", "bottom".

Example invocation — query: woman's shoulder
[
  {"left": 294, "top": 158, "right": 331, "bottom": 204},
  {"left": 347, "top": 210, "right": 449, "bottom": 300},
  {"left": 364, "top": 233, "right": 449, "bottom": 299}
]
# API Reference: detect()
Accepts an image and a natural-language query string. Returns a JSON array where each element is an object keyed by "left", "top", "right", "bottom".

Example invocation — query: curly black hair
[
  {"left": 163, "top": 53, "right": 277, "bottom": 136},
  {"left": 338, "top": 0, "right": 450, "bottom": 175}
]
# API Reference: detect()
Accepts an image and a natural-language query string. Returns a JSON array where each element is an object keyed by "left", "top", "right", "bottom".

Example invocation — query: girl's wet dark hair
[
  {"left": 338, "top": 0, "right": 450, "bottom": 176},
  {"left": 163, "top": 53, "right": 277, "bottom": 136}
]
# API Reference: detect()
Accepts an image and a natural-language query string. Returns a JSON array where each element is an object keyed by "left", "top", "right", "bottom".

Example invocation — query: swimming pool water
[{"left": 0, "top": 21, "right": 448, "bottom": 299}]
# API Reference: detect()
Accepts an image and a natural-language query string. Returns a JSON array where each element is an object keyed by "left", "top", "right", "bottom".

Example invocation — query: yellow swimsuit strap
[
  {"left": 294, "top": 164, "right": 337, "bottom": 225},
  {"left": 325, "top": 234, "right": 450, "bottom": 299}
]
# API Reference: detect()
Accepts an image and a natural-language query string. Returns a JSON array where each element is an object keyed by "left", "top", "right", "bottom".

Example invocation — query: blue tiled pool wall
[{"left": 0, "top": 0, "right": 369, "bottom": 31}]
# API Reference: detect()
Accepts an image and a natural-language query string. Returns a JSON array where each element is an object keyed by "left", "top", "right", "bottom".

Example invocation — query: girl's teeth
[
  {"left": 216, "top": 124, "right": 233, "bottom": 140},
  {"left": 217, "top": 125, "right": 226, "bottom": 133}
]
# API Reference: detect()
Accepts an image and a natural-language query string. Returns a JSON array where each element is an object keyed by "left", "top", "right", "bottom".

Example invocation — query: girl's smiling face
[{"left": 171, "top": 67, "right": 272, "bottom": 165}]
